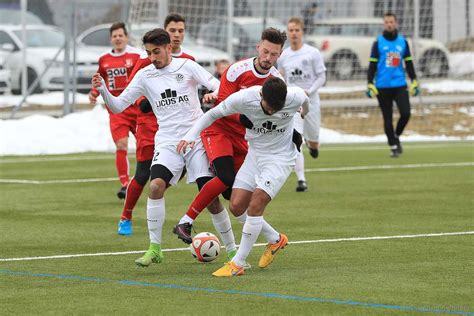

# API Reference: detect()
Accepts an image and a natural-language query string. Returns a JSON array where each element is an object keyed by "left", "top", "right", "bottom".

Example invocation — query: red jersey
[
  {"left": 210, "top": 57, "right": 283, "bottom": 137},
  {"left": 91, "top": 45, "right": 141, "bottom": 115}
]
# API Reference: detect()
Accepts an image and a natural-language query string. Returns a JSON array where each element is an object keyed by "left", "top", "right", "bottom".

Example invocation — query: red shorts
[
  {"left": 201, "top": 128, "right": 248, "bottom": 172},
  {"left": 135, "top": 113, "right": 158, "bottom": 162},
  {"left": 109, "top": 110, "right": 137, "bottom": 142}
]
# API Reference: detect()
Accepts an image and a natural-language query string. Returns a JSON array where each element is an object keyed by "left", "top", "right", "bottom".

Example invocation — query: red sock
[
  {"left": 121, "top": 178, "right": 145, "bottom": 220},
  {"left": 116, "top": 149, "right": 129, "bottom": 187},
  {"left": 186, "top": 177, "right": 228, "bottom": 220}
]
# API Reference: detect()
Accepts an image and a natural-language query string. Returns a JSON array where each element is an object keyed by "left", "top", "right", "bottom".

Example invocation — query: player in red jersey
[
  {"left": 173, "top": 28, "right": 289, "bottom": 249},
  {"left": 88, "top": 22, "right": 141, "bottom": 200},
  {"left": 118, "top": 14, "right": 204, "bottom": 236}
]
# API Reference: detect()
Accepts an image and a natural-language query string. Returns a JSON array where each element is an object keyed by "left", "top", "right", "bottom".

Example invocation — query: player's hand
[
  {"left": 366, "top": 83, "right": 378, "bottom": 98},
  {"left": 177, "top": 140, "right": 195, "bottom": 154},
  {"left": 88, "top": 91, "right": 98, "bottom": 105},
  {"left": 409, "top": 79, "right": 420, "bottom": 96},
  {"left": 91, "top": 73, "right": 103, "bottom": 89},
  {"left": 202, "top": 93, "right": 218, "bottom": 104}
]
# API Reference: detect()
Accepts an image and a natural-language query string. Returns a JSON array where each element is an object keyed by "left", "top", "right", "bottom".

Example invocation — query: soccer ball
[{"left": 190, "top": 232, "right": 221, "bottom": 262}]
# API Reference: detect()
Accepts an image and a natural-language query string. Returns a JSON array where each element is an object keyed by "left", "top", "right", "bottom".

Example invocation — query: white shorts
[
  {"left": 152, "top": 141, "right": 213, "bottom": 185},
  {"left": 293, "top": 100, "right": 320, "bottom": 143},
  {"left": 233, "top": 151, "right": 295, "bottom": 199}
]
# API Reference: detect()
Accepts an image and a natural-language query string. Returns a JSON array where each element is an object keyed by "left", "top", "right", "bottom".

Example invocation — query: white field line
[
  {"left": 0, "top": 231, "right": 472, "bottom": 262},
  {"left": 1, "top": 162, "right": 472, "bottom": 184},
  {"left": 1, "top": 142, "right": 471, "bottom": 164},
  {"left": 305, "top": 161, "right": 474, "bottom": 173}
]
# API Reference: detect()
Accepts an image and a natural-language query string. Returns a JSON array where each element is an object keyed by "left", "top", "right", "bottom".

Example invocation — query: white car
[
  {"left": 76, "top": 23, "right": 233, "bottom": 73},
  {"left": 0, "top": 24, "right": 99, "bottom": 94},
  {"left": 0, "top": 54, "right": 10, "bottom": 94},
  {"left": 306, "top": 18, "right": 450, "bottom": 79},
  {"left": 196, "top": 17, "right": 287, "bottom": 60}
]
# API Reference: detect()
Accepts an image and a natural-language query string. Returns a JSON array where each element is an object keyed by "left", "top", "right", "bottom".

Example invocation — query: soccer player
[
  {"left": 117, "top": 13, "right": 197, "bottom": 236},
  {"left": 92, "top": 28, "right": 224, "bottom": 267},
  {"left": 88, "top": 22, "right": 141, "bottom": 199},
  {"left": 367, "top": 12, "right": 419, "bottom": 157},
  {"left": 278, "top": 16, "right": 326, "bottom": 192},
  {"left": 177, "top": 77, "right": 309, "bottom": 277},
  {"left": 173, "top": 27, "right": 287, "bottom": 244}
]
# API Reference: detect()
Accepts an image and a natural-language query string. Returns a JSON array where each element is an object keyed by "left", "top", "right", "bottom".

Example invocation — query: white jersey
[
  {"left": 278, "top": 44, "right": 326, "bottom": 102},
  {"left": 185, "top": 86, "right": 309, "bottom": 161},
  {"left": 98, "top": 57, "right": 219, "bottom": 146}
]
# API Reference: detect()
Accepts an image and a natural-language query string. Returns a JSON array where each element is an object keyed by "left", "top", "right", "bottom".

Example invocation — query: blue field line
[{"left": 1, "top": 269, "right": 472, "bottom": 315}]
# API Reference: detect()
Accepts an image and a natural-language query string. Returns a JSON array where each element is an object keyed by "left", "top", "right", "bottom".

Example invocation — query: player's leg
[
  {"left": 135, "top": 147, "right": 184, "bottom": 267},
  {"left": 175, "top": 132, "right": 236, "bottom": 227},
  {"left": 109, "top": 113, "right": 133, "bottom": 199},
  {"left": 377, "top": 88, "right": 399, "bottom": 157},
  {"left": 292, "top": 115, "right": 307, "bottom": 192},
  {"left": 393, "top": 87, "right": 411, "bottom": 154}
]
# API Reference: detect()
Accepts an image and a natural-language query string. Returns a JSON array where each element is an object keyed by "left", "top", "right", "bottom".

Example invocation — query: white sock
[
  {"left": 233, "top": 216, "right": 263, "bottom": 266},
  {"left": 211, "top": 208, "right": 236, "bottom": 253},
  {"left": 147, "top": 197, "right": 165, "bottom": 244},
  {"left": 179, "top": 214, "right": 194, "bottom": 225},
  {"left": 294, "top": 151, "right": 306, "bottom": 181},
  {"left": 236, "top": 211, "right": 280, "bottom": 244}
]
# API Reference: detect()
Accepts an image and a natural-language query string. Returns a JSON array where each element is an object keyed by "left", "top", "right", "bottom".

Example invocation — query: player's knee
[
  {"left": 213, "top": 156, "right": 236, "bottom": 187},
  {"left": 206, "top": 198, "right": 223, "bottom": 214},
  {"left": 149, "top": 179, "right": 166, "bottom": 198},
  {"left": 400, "top": 111, "right": 411, "bottom": 120},
  {"left": 229, "top": 198, "right": 246, "bottom": 218},
  {"left": 134, "top": 160, "right": 151, "bottom": 185}
]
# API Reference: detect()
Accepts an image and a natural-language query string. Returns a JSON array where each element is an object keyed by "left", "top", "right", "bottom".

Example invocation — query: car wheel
[
  {"left": 420, "top": 49, "right": 449, "bottom": 78},
  {"left": 12, "top": 67, "right": 42, "bottom": 95},
  {"left": 330, "top": 50, "right": 359, "bottom": 80}
]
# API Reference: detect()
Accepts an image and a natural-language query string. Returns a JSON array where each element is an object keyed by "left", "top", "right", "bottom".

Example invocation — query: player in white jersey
[
  {"left": 278, "top": 17, "right": 326, "bottom": 192},
  {"left": 177, "top": 77, "right": 310, "bottom": 277},
  {"left": 92, "top": 28, "right": 227, "bottom": 267}
]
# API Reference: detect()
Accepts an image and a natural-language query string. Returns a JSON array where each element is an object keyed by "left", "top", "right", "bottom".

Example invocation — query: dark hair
[
  {"left": 110, "top": 22, "right": 127, "bottom": 36},
  {"left": 142, "top": 28, "right": 171, "bottom": 46},
  {"left": 262, "top": 77, "right": 287, "bottom": 112},
  {"left": 164, "top": 13, "right": 185, "bottom": 28},
  {"left": 261, "top": 27, "right": 287, "bottom": 47},
  {"left": 383, "top": 12, "right": 397, "bottom": 20}
]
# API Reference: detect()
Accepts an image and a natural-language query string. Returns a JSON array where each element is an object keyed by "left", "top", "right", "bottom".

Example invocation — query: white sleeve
[
  {"left": 306, "top": 71, "right": 326, "bottom": 96},
  {"left": 190, "top": 61, "right": 220, "bottom": 92},
  {"left": 183, "top": 92, "right": 242, "bottom": 141},
  {"left": 98, "top": 73, "right": 145, "bottom": 113}
]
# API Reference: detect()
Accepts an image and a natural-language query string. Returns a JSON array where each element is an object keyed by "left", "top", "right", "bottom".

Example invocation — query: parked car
[
  {"left": 76, "top": 23, "right": 233, "bottom": 73},
  {"left": 0, "top": 54, "right": 11, "bottom": 94},
  {"left": 306, "top": 18, "right": 450, "bottom": 79},
  {"left": 0, "top": 24, "right": 99, "bottom": 94},
  {"left": 196, "top": 17, "right": 287, "bottom": 60}
]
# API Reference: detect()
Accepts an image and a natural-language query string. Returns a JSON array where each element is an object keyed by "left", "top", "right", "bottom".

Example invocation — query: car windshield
[
  {"left": 311, "top": 23, "right": 382, "bottom": 36},
  {"left": 13, "top": 29, "right": 64, "bottom": 47},
  {"left": 0, "top": 10, "right": 44, "bottom": 25}
]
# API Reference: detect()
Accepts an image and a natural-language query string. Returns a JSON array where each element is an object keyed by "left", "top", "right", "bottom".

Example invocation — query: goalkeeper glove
[
  {"left": 409, "top": 79, "right": 420, "bottom": 96},
  {"left": 366, "top": 83, "right": 378, "bottom": 98}
]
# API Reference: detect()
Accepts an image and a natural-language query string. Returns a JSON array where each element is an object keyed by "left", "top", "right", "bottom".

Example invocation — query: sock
[
  {"left": 147, "top": 197, "right": 166, "bottom": 244},
  {"left": 178, "top": 214, "right": 194, "bottom": 225},
  {"left": 236, "top": 211, "right": 280, "bottom": 244},
  {"left": 211, "top": 208, "right": 236, "bottom": 253},
  {"left": 185, "top": 177, "right": 228, "bottom": 220},
  {"left": 294, "top": 151, "right": 306, "bottom": 181},
  {"left": 116, "top": 149, "right": 129, "bottom": 187},
  {"left": 121, "top": 178, "right": 145, "bottom": 220},
  {"left": 233, "top": 216, "right": 263, "bottom": 266}
]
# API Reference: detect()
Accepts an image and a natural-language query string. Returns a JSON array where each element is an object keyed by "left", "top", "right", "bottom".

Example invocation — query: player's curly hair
[
  {"left": 262, "top": 77, "right": 287, "bottom": 112},
  {"left": 261, "top": 27, "right": 287, "bottom": 47},
  {"left": 142, "top": 28, "right": 171, "bottom": 46}
]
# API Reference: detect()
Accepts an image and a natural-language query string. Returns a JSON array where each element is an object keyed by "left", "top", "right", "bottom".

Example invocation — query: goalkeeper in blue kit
[{"left": 367, "top": 12, "right": 419, "bottom": 157}]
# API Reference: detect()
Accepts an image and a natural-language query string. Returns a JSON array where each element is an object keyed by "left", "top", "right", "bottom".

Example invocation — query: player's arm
[
  {"left": 92, "top": 71, "right": 144, "bottom": 113},
  {"left": 177, "top": 92, "right": 242, "bottom": 153},
  {"left": 305, "top": 51, "right": 327, "bottom": 96},
  {"left": 367, "top": 40, "right": 379, "bottom": 84},
  {"left": 190, "top": 61, "right": 220, "bottom": 92},
  {"left": 298, "top": 89, "right": 310, "bottom": 118},
  {"left": 88, "top": 60, "right": 103, "bottom": 105},
  {"left": 403, "top": 40, "right": 417, "bottom": 81}
]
